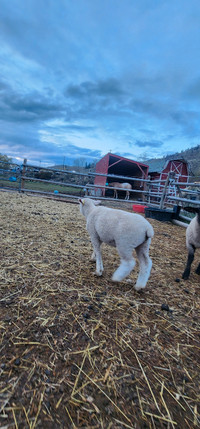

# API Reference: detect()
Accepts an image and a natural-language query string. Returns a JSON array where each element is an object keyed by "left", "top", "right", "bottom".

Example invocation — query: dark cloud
[
  {"left": 64, "top": 78, "right": 126, "bottom": 124},
  {"left": 0, "top": 0, "right": 200, "bottom": 164},
  {"left": 64, "top": 75, "right": 198, "bottom": 140},
  {"left": 0, "top": 81, "right": 64, "bottom": 123},
  {"left": 117, "top": 152, "right": 138, "bottom": 160},
  {"left": 135, "top": 140, "right": 164, "bottom": 148},
  {"left": 186, "top": 78, "right": 200, "bottom": 100},
  {"left": 170, "top": 109, "right": 199, "bottom": 137},
  {"left": 46, "top": 123, "right": 95, "bottom": 133},
  {"left": 0, "top": 80, "right": 10, "bottom": 91},
  {"left": 66, "top": 78, "right": 124, "bottom": 99}
]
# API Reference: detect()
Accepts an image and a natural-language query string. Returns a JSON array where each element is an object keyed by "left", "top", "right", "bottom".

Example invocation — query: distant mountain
[{"left": 147, "top": 144, "right": 200, "bottom": 178}]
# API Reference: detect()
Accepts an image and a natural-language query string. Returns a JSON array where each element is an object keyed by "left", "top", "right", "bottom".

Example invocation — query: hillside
[
  {"left": 147, "top": 144, "right": 200, "bottom": 178},
  {"left": 50, "top": 145, "right": 200, "bottom": 178}
]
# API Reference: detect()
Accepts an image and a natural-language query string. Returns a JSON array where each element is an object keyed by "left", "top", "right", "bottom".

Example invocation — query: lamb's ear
[
  {"left": 79, "top": 198, "right": 85, "bottom": 205},
  {"left": 93, "top": 200, "right": 101, "bottom": 206}
]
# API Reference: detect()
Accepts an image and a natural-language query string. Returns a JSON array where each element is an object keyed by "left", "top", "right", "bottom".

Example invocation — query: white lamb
[
  {"left": 79, "top": 198, "right": 154, "bottom": 290},
  {"left": 182, "top": 208, "right": 200, "bottom": 279}
]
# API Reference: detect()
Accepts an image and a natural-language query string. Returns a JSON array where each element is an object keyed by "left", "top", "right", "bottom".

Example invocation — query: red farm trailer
[{"left": 94, "top": 153, "right": 149, "bottom": 200}]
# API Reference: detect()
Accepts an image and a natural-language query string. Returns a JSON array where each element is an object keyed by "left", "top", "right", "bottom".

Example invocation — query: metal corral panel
[{"left": 149, "top": 158, "right": 189, "bottom": 200}]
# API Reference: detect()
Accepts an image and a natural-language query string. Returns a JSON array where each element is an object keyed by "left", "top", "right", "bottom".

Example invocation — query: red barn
[
  {"left": 94, "top": 153, "right": 149, "bottom": 199},
  {"left": 148, "top": 158, "right": 189, "bottom": 197}
]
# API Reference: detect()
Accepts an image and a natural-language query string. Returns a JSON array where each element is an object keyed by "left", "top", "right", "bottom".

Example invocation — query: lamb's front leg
[
  {"left": 90, "top": 250, "right": 96, "bottom": 262},
  {"left": 182, "top": 243, "right": 195, "bottom": 280},
  {"left": 91, "top": 238, "right": 103, "bottom": 276}
]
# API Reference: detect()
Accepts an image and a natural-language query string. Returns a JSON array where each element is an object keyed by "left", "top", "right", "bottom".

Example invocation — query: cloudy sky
[{"left": 0, "top": 0, "right": 200, "bottom": 166}]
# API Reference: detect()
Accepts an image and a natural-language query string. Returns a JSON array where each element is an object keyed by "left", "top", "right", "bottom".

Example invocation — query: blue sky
[{"left": 0, "top": 0, "right": 200, "bottom": 166}]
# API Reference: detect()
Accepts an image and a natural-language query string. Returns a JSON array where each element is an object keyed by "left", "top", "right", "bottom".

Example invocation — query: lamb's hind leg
[
  {"left": 195, "top": 262, "right": 200, "bottom": 275},
  {"left": 135, "top": 238, "right": 152, "bottom": 291},
  {"left": 182, "top": 245, "right": 195, "bottom": 280},
  {"left": 112, "top": 248, "right": 135, "bottom": 282}
]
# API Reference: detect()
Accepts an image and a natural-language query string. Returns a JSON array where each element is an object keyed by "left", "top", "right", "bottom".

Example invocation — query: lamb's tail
[{"left": 146, "top": 224, "right": 154, "bottom": 240}]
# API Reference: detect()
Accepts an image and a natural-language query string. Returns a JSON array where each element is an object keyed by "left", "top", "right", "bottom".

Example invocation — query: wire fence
[{"left": 1, "top": 158, "right": 200, "bottom": 223}]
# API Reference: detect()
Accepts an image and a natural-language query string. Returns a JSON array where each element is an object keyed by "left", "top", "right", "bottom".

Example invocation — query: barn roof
[
  {"left": 100, "top": 152, "right": 148, "bottom": 167},
  {"left": 147, "top": 157, "right": 187, "bottom": 173},
  {"left": 147, "top": 158, "right": 166, "bottom": 173},
  {"left": 96, "top": 152, "right": 149, "bottom": 177}
]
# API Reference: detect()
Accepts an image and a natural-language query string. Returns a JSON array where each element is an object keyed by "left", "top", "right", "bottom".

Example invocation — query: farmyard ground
[{"left": 0, "top": 191, "right": 199, "bottom": 428}]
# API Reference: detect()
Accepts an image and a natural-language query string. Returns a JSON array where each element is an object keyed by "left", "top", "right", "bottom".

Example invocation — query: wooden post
[
  {"left": 159, "top": 173, "right": 170, "bottom": 209},
  {"left": 20, "top": 158, "right": 27, "bottom": 192}
]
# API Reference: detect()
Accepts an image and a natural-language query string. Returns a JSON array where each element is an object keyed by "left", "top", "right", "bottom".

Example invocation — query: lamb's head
[{"left": 79, "top": 198, "right": 101, "bottom": 216}]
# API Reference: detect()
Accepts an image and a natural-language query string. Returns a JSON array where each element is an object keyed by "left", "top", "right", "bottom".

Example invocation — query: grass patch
[{"left": 0, "top": 178, "right": 83, "bottom": 195}]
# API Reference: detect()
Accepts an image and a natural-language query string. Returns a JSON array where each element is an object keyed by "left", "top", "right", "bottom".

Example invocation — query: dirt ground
[{"left": 0, "top": 191, "right": 199, "bottom": 429}]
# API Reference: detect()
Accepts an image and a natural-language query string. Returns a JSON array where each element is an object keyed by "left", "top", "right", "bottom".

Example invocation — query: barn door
[{"left": 168, "top": 161, "right": 184, "bottom": 197}]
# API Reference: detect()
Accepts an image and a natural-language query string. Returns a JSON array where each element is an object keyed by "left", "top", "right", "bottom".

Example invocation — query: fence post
[
  {"left": 20, "top": 158, "right": 27, "bottom": 192},
  {"left": 144, "top": 176, "right": 151, "bottom": 203},
  {"left": 159, "top": 173, "right": 170, "bottom": 209}
]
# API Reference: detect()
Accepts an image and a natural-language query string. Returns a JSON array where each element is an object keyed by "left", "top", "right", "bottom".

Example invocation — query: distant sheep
[
  {"left": 79, "top": 198, "right": 154, "bottom": 291},
  {"left": 182, "top": 208, "right": 200, "bottom": 279},
  {"left": 109, "top": 182, "right": 132, "bottom": 200}
]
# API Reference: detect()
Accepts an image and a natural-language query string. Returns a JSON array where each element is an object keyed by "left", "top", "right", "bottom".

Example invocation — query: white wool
[
  {"left": 182, "top": 210, "right": 200, "bottom": 279},
  {"left": 79, "top": 198, "right": 154, "bottom": 291},
  {"left": 186, "top": 215, "right": 200, "bottom": 251}
]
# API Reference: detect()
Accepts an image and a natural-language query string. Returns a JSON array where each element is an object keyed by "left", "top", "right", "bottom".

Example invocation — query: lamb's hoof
[
  {"left": 134, "top": 284, "right": 145, "bottom": 292},
  {"left": 182, "top": 272, "right": 189, "bottom": 280},
  {"left": 95, "top": 271, "right": 103, "bottom": 277},
  {"left": 195, "top": 264, "right": 200, "bottom": 275},
  {"left": 111, "top": 274, "right": 121, "bottom": 282}
]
